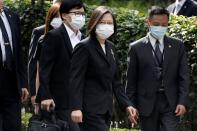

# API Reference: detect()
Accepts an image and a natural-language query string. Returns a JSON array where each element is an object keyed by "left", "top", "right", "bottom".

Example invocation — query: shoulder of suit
[
  {"left": 76, "top": 37, "right": 90, "bottom": 47},
  {"left": 190, "top": 0, "right": 197, "bottom": 8},
  {"left": 165, "top": 36, "right": 184, "bottom": 48},
  {"left": 33, "top": 25, "right": 45, "bottom": 35},
  {"left": 106, "top": 40, "right": 114, "bottom": 45},
  {"left": 166, "top": 36, "right": 182, "bottom": 43},
  {"left": 72, "top": 38, "right": 90, "bottom": 53},
  {"left": 2, "top": 7, "right": 20, "bottom": 23},
  {"left": 46, "top": 27, "right": 61, "bottom": 37},
  {"left": 187, "top": 0, "right": 196, "bottom": 5},
  {"left": 3, "top": 7, "right": 14, "bottom": 14},
  {"left": 42, "top": 28, "right": 62, "bottom": 45},
  {"left": 3, "top": 7, "right": 19, "bottom": 18},
  {"left": 184, "top": 0, "right": 197, "bottom": 8},
  {"left": 129, "top": 37, "right": 146, "bottom": 48}
]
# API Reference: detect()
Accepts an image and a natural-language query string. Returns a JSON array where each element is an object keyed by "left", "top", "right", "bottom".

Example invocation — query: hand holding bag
[{"left": 28, "top": 110, "right": 69, "bottom": 131}]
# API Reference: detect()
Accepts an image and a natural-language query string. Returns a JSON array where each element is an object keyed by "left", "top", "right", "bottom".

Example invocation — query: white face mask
[
  {"left": 95, "top": 24, "right": 114, "bottom": 39},
  {"left": 70, "top": 15, "right": 85, "bottom": 30},
  {"left": 50, "top": 18, "right": 62, "bottom": 29},
  {"left": 150, "top": 26, "right": 168, "bottom": 40}
]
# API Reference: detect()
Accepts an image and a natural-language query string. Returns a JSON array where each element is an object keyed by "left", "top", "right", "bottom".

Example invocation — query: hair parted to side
[
  {"left": 87, "top": 6, "right": 117, "bottom": 37},
  {"left": 148, "top": 6, "right": 170, "bottom": 19}
]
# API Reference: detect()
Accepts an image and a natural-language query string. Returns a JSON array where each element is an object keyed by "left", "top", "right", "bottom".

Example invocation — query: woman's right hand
[
  {"left": 71, "top": 110, "right": 83, "bottom": 123},
  {"left": 41, "top": 99, "right": 55, "bottom": 112}
]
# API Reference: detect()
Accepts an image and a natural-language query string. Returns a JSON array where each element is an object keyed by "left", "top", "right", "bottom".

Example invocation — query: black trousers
[
  {"left": 79, "top": 112, "right": 111, "bottom": 131},
  {"left": 0, "top": 68, "right": 21, "bottom": 131},
  {"left": 140, "top": 92, "right": 182, "bottom": 131}
]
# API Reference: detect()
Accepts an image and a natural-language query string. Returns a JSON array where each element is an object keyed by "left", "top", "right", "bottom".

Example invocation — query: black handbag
[{"left": 28, "top": 111, "right": 69, "bottom": 131}]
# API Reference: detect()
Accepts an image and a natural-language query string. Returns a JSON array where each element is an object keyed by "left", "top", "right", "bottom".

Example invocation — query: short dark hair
[
  {"left": 87, "top": 6, "right": 117, "bottom": 37},
  {"left": 148, "top": 6, "right": 170, "bottom": 19},
  {"left": 59, "top": 0, "right": 85, "bottom": 17}
]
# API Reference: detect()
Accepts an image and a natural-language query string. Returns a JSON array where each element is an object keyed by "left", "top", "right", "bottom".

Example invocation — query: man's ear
[
  {"left": 145, "top": 18, "right": 150, "bottom": 27},
  {"left": 62, "top": 13, "right": 71, "bottom": 22}
]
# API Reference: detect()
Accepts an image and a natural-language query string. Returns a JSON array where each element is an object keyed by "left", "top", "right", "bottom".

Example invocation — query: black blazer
[
  {"left": 69, "top": 36, "right": 131, "bottom": 115},
  {"left": 38, "top": 24, "right": 84, "bottom": 109},
  {"left": 28, "top": 25, "right": 45, "bottom": 96},
  {"left": 167, "top": 0, "right": 197, "bottom": 17},
  {"left": 0, "top": 8, "right": 27, "bottom": 94},
  {"left": 126, "top": 35, "right": 190, "bottom": 116}
]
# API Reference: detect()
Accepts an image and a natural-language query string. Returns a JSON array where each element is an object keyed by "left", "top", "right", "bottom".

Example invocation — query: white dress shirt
[
  {"left": 148, "top": 32, "right": 164, "bottom": 53},
  {"left": 64, "top": 24, "right": 82, "bottom": 49},
  {"left": 0, "top": 11, "right": 13, "bottom": 62},
  {"left": 100, "top": 44, "right": 106, "bottom": 54},
  {"left": 174, "top": 0, "right": 186, "bottom": 14}
]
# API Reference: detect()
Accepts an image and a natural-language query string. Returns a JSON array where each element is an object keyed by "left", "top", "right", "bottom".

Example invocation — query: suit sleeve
[
  {"left": 69, "top": 43, "right": 89, "bottom": 111},
  {"left": 112, "top": 47, "right": 133, "bottom": 110},
  {"left": 178, "top": 42, "right": 190, "bottom": 106},
  {"left": 126, "top": 45, "right": 138, "bottom": 108},
  {"left": 38, "top": 32, "right": 57, "bottom": 101},
  {"left": 28, "top": 29, "right": 42, "bottom": 97},
  {"left": 16, "top": 14, "right": 28, "bottom": 90}
]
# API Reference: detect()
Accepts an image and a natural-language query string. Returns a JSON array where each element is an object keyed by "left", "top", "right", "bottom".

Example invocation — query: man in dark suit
[
  {"left": 167, "top": 0, "right": 197, "bottom": 17},
  {"left": 38, "top": 0, "right": 86, "bottom": 130},
  {"left": 0, "top": 0, "right": 29, "bottom": 131},
  {"left": 28, "top": 0, "right": 62, "bottom": 105},
  {"left": 126, "top": 6, "right": 190, "bottom": 131}
]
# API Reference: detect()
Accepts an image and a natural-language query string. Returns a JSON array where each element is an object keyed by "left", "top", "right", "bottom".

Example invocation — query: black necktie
[
  {"left": 0, "top": 16, "right": 13, "bottom": 70},
  {"left": 155, "top": 40, "right": 162, "bottom": 65}
]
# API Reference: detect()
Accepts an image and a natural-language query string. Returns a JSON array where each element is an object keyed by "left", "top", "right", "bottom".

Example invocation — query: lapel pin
[{"left": 169, "top": 45, "right": 172, "bottom": 48}]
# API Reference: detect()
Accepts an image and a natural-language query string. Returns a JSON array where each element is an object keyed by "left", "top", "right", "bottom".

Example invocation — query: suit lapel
[
  {"left": 106, "top": 42, "right": 116, "bottom": 68},
  {"left": 81, "top": 34, "right": 86, "bottom": 40},
  {"left": 171, "top": 3, "right": 176, "bottom": 14},
  {"left": 92, "top": 37, "right": 110, "bottom": 66},
  {"left": 163, "top": 36, "right": 173, "bottom": 74},
  {"left": 144, "top": 36, "right": 155, "bottom": 67},
  {"left": 172, "top": 4, "right": 176, "bottom": 14},
  {"left": 60, "top": 24, "right": 73, "bottom": 55},
  {"left": 105, "top": 43, "right": 112, "bottom": 62}
]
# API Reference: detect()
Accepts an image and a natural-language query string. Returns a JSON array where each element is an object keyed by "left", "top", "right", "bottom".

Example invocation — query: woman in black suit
[
  {"left": 70, "top": 6, "right": 138, "bottom": 131},
  {"left": 28, "top": 3, "right": 62, "bottom": 106}
]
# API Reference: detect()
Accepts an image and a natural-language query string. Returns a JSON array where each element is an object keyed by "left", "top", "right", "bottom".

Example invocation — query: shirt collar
[
  {"left": 176, "top": 0, "right": 186, "bottom": 7},
  {"left": 148, "top": 32, "right": 164, "bottom": 46},
  {"left": 64, "top": 23, "right": 82, "bottom": 39}
]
